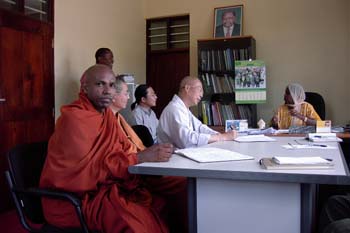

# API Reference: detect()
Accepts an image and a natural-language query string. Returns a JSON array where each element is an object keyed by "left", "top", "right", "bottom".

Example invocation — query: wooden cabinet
[
  {"left": 0, "top": 6, "right": 54, "bottom": 213},
  {"left": 197, "top": 36, "right": 257, "bottom": 127}
]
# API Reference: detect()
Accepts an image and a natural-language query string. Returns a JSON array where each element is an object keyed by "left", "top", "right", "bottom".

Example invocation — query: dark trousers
[{"left": 319, "top": 195, "right": 350, "bottom": 233}]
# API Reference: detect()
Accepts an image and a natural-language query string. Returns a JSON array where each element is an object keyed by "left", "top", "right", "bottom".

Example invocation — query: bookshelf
[{"left": 197, "top": 36, "right": 257, "bottom": 127}]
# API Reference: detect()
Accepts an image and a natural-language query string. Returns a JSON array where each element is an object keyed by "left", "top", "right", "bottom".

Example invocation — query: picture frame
[
  {"left": 213, "top": 5, "right": 243, "bottom": 38},
  {"left": 225, "top": 119, "right": 248, "bottom": 132}
]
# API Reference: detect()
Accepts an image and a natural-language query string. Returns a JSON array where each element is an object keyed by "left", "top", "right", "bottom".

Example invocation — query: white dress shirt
[
  {"left": 157, "top": 95, "right": 218, "bottom": 149},
  {"left": 132, "top": 105, "right": 159, "bottom": 143},
  {"left": 224, "top": 25, "right": 233, "bottom": 37}
]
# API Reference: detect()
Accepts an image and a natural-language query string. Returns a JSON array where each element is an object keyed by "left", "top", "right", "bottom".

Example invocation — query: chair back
[
  {"left": 7, "top": 141, "right": 48, "bottom": 224},
  {"left": 132, "top": 125, "right": 154, "bottom": 147},
  {"left": 6, "top": 142, "right": 92, "bottom": 233},
  {"left": 305, "top": 92, "right": 325, "bottom": 120}
]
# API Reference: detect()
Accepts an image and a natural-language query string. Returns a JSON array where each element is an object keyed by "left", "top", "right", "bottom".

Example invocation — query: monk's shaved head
[
  {"left": 82, "top": 64, "right": 117, "bottom": 112},
  {"left": 83, "top": 64, "right": 114, "bottom": 89},
  {"left": 178, "top": 76, "right": 203, "bottom": 108},
  {"left": 179, "top": 76, "right": 200, "bottom": 91}
]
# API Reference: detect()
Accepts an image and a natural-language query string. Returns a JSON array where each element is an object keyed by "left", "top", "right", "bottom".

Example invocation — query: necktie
[{"left": 226, "top": 28, "right": 231, "bottom": 37}]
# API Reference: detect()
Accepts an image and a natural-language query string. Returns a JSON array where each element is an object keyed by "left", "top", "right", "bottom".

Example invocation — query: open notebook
[{"left": 174, "top": 147, "right": 254, "bottom": 163}]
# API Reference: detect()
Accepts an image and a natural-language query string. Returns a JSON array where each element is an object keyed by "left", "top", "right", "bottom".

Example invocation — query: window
[
  {"left": 147, "top": 15, "right": 189, "bottom": 51},
  {"left": 0, "top": 0, "right": 52, "bottom": 22}
]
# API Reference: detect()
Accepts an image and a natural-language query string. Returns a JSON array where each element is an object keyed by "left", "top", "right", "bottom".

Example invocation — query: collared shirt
[
  {"left": 132, "top": 105, "right": 159, "bottom": 143},
  {"left": 224, "top": 25, "right": 234, "bottom": 37},
  {"left": 157, "top": 95, "right": 218, "bottom": 149}
]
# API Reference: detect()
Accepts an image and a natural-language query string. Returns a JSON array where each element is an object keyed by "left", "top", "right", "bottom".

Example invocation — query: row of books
[
  {"left": 200, "top": 101, "right": 256, "bottom": 127},
  {"left": 199, "top": 48, "right": 251, "bottom": 72},
  {"left": 200, "top": 73, "right": 235, "bottom": 94}
]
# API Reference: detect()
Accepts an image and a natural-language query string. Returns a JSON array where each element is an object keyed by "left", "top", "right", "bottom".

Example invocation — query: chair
[
  {"left": 305, "top": 92, "right": 326, "bottom": 120},
  {"left": 5, "top": 142, "right": 90, "bottom": 233},
  {"left": 132, "top": 125, "right": 154, "bottom": 147}
]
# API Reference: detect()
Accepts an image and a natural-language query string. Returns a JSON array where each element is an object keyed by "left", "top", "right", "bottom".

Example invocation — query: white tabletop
[{"left": 129, "top": 136, "right": 350, "bottom": 185}]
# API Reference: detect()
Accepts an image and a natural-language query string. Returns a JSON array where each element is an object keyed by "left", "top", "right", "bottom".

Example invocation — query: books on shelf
[
  {"left": 199, "top": 100, "right": 257, "bottom": 127},
  {"left": 200, "top": 73, "right": 235, "bottom": 94},
  {"left": 200, "top": 48, "right": 252, "bottom": 72},
  {"left": 175, "top": 147, "right": 254, "bottom": 163},
  {"left": 260, "top": 156, "right": 334, "bottom": 170},
  {"left": 198, "top": 36, "right": 258, "bottom": 128}
]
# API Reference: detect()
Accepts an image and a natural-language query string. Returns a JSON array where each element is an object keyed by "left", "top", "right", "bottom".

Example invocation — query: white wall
[
  {"left": 143, "top": 0, "right": 350, "bottom": 125},
  {"left": 54, "top": 0, "right": 145, "bottom": 118},
  {"left": 55, "top": 0, "right": 350, "bottom": 125}
]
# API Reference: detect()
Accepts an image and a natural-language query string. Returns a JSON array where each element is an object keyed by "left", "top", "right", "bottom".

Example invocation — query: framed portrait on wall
[{"left": 213, "top": 5, "right": 243, "bottom": 38}]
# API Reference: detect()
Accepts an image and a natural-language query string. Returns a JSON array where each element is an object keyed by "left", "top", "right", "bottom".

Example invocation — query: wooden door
[
  {"left": 0, "top": 10, "right": 54, "bottom": 212},
  {"left": 146, "top": 15, "right": 190, "bottom": 117},
  {"left": 147, "top": 50, "right": 189, "bottom": 116}
]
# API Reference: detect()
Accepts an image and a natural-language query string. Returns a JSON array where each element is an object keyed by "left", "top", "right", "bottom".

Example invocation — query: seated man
[
  {"left": 157, "top": 76, "right": 237, "bottom": 149},
  {"left": 271, "top": 83, "right": 321, "bottom": 129},
  {"left": 40, "top": 64, "right": 187, "bottom": 233}
]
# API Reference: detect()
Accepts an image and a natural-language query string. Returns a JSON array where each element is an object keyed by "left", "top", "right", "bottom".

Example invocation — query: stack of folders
[
  {"left": 307, "top": 133, "right": 342, "bottom": 142},
  {"left": 260, "top": 156, "right": 334, "bottom": 170}
]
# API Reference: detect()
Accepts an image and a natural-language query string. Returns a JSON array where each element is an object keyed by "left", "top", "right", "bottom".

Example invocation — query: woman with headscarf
[{"left": 271, "top": 83, "right": 321, "bottom": 129}]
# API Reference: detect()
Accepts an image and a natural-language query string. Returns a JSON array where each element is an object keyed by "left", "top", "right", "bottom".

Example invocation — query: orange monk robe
[
  {"left": 276, "top": 102, "right": 321, "bottom": 129},
  {"left": 40, "top": 92, "right": 187, "bottom": 233},
  {"left": 115, "top": 112, "right": 145, "bottom": 153}
]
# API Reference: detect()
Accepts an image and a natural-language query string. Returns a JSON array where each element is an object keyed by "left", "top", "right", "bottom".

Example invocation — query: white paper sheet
[
  {"left": 272, "top": 156, "right": 332, "bottom": 165},
  {"left": 175, "top": 147, "right": 254, "bottom": 163},
  {"left": 234, "top": 135, "right": 276, "bottom": 142}
]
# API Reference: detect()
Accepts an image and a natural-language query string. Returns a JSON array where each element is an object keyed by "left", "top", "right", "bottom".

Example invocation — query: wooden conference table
[{"left": 129, "top": 136, "right": 350, "bottom": 233}]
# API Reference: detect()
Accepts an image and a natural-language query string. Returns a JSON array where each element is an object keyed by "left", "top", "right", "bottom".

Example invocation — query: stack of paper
[
  {"left": 272, "top": 156, "right": 331, "bottom": 165},
  {"left": 260, "top": 156, "right": 334, "bottom": 170},
  {"left": 307, "top": 133, "right": 342, "bottom": 142},
  {"left": 174, "top": 147, "right": 254, "bottom": 163}
]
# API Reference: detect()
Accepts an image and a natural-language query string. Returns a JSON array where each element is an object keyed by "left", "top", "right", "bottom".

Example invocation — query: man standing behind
[
  {"left": 80, "top": 47, "right": 114, "bottom": 88},
  {"left": 215, "top": 10, "right": 241, "bottom": 37},
  {"left": 95, "top": 47, "right": 114, "bottom": 68},
  {"left": 157, "top": 76, "right": 237, "bottom": 149},
  {"left": 40, "top": 64, "right": 187, "bottom": 233}
]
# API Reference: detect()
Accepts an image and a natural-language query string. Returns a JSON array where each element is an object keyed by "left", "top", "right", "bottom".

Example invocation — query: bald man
[
  {"left": 157, "top": 76, "right": 237, "bottom": 149},
  {"left": 40, "top": 64, "right": 187, "bottom": 233}
]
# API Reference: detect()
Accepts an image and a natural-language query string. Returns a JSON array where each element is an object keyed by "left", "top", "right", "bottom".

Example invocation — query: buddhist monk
[{"left": 40, "top": 64, "right": 187, "bottom": 233}]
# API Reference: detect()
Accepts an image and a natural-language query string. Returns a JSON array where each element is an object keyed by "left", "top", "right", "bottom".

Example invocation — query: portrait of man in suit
[{"left": 214, "top": 5, "right": 243, "bottom": 38}]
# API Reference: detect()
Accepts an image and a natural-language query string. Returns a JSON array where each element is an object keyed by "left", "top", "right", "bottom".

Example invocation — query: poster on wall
[{"left": 234, "top": 60, "right": 266, "bottom": 104}]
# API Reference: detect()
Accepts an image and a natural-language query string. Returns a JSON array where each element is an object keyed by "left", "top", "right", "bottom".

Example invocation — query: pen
[
  {"left": 325, "top": 158, "right": 333, "bottom": 162},
  {"left": 312, "top": 144, "right": 327, "bottom": 147}
]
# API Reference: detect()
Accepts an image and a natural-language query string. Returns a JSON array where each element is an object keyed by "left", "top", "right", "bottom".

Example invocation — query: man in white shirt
[{"left": 157, "top": 76, "right": 237, "bottom": 149}]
